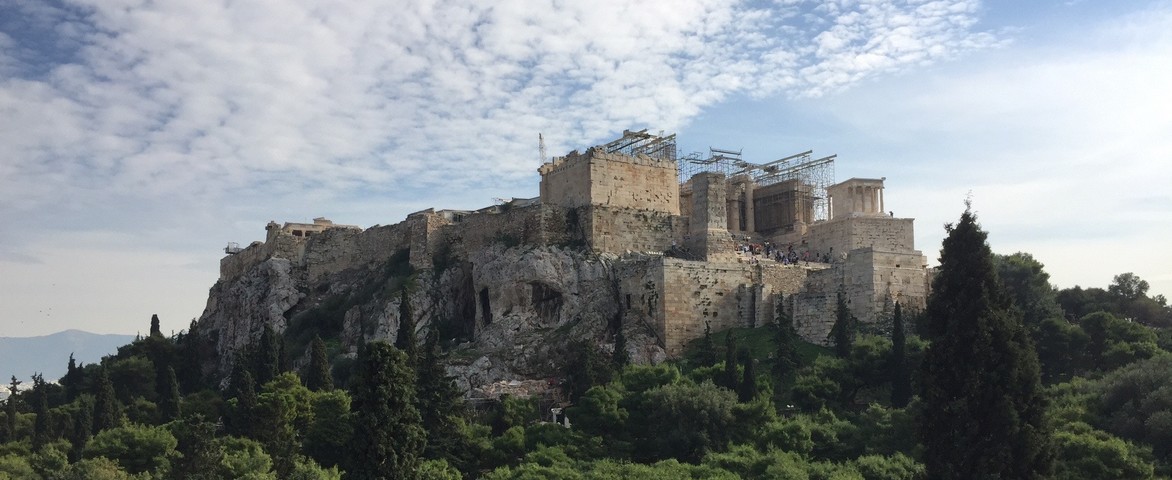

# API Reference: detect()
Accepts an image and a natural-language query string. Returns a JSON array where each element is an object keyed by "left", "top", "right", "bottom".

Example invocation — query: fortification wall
[
  {"left": 585, "top": 206, "right": 677, "bottom": 254},
  {"left": 804, "top": 216, "right": 914, "bottom": 259},
  {"left": 436, "top": 205, "right": 572, "bottom": 263},
  {"left": 302, "top": 223, "right": 412, "bottom": 282},
  {"left": 219, "top": 235, "right": 304, "bottom": 281},
  {"left": 539, "top": 148, "right": 679, "bottom": 214}
]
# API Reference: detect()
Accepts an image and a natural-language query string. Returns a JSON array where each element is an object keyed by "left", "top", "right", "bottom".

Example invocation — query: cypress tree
[
  {"left": 919, "top": 205, "right": 1052, "bottom": 479},
  {"left": 830, "top": 290, "right": 855, "bottom": 358},
  {"left": 722, "top": 333, "right": 738, "bottom": 390},
  {"left": 395, "top": 288, "right": 418, "bottom": 368},
  {"left": 4, "top": 376, "right": 20, "bottom": 442},
  {"left": 63, "top": 354, "right": 82, "bottom": 401},
  {"left": 32, "top": 374, "right": 48, "bottom": 450},
  {"left": 307, "top": 335, "right": 334, "bottom": 392},
  {"left": 348, "top": 341, "right": 425, "bottom": 480},
  {"left": 251, "top": 324, "right": 280, "bottom": 386},
  {"left": 697, "top": 321, "right": 717, "bottom": 367},
  {"left": 771, "top": 295, "right": 801, "bottom": 387},
  {"left": 177, "top": 319, "right": 204, "bottom": 392},
  {"left": 150, "top": 313, "right": 163, "bottom": 338},
  {"left": 416, "top": 331, "right": 465, "bottom": 462},
  {"left": 612, "top": 323, "right": 630, "bottom": 368},
  {"left": 890, "top": 302, "right": 911, "bottom": 408},
  {"left": 70, "top": 396, "right": 92, "bottom": 462},
  {"left": 229, "top": 367, "right": 257, "bottom": 437},
  {"left": 737, "top": 350, "right": 758, "bottom": 402},
  {"left": 92, "top": 366, "right": 120, "bottom": 433},
  {"left": 159, "top": 367, "right": 181, "bottom": 421}
]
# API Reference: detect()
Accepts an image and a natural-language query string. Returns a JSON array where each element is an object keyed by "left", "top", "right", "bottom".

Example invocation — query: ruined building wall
[
  {"left": 539, "top": 148, "right": 680, "bottom": 215},
  {"left": 803, "top": 216, "right": 915, "bottom": 260}
]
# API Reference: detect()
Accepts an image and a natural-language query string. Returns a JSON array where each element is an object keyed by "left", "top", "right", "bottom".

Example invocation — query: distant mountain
[{"left": 0, "top": 330, "right": 135, "bottom": 384}]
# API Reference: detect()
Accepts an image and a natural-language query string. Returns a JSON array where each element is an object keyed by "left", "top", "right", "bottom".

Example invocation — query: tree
[
  {"left": 995, "top": 252, "right": 1062, "bottom": 329},
  {"left": 696, "top": 321, "right": 717, "bottom": 367},
  {"left": 251, "top": 324, "right": 281, "bottom": 386},
  {"left": 722, "top": 333, "right": 738, "bottom": 390},
  {"left": 70, "top": 396, "right": 93, "bottom": 462},
  {"left": 771, "top": 295, "right": 801, "bottom": 393},
  {"left": 736, "top": 351, "right": 758, "bottom": 402},
  {"left": 830, "top": 290, "right": 855, "bottom": 358},
  {"left": 612, "top": 323, "right": 630, "bottom": 368},
  {"left": 63, "top": 354, "right": 84, "bottom": 402},
  {"left": 159, "top": 367, "right": 181, "bottom": 422},
  {"left": 307, "top": 335, "right": 333, "bottom": 392},
  {"left": 890, "top": 302, "right": 911, "bottom": 408},
  {"left": 4, "top": 376, "right": 19, "bottom": 442},
  {"left": 31, "top": 374, "right": 50, "bottom": 450},
  {"left": 92, "top": 367, "right": 120, "bottom": 434},
  {"left": 150, "top": 314, "right": 163, "bottom": 338},
  {"left": 83, "top": 423, "right": 179, "bottom": 475},
  {"left": 919, "top": 205, "right": 1052, "bottom": 479},
  {"left": 416, "top": 332, "right": 465, "bottom": 462},
  {"left": 395, "top": 288, "right": 418, "bottom": 368},
  {"left": 348, "top": 342, "right": 425, "bottom": 479}
]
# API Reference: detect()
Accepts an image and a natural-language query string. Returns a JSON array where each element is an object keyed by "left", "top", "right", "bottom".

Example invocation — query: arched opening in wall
[
  {"left": 530, "top": 282, "right": 564, "bottom": 325},
  {"left": 479, "top": 288, "right": 492, "bottom": 326}
]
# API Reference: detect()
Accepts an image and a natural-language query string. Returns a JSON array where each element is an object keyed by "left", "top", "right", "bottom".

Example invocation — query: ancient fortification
[{"left": 213, "top": 130, "right": 928, "bottom": 364}]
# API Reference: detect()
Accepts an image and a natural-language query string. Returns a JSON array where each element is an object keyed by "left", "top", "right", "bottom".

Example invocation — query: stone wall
[
  {"left": 803, "top": 216, "right": 914, "bottom": 260},
  {"left": 585, "top": 206, "right": 676, "bottom": 254},
  {"left": 539, "top": 148, "right": 679, "bottom": 214}
]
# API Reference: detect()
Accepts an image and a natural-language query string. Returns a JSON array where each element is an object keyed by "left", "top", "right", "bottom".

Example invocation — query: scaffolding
[
  {"left": 678, "top": 148, "right": 836, "bottom": 221},
  {"left": 604, "top": 129, "right": 677, "bottom": 161}
]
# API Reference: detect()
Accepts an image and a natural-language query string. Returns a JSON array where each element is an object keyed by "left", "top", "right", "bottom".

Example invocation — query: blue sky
[{"left": 2, "top": 0, "right": 1169, "bottom": 337}]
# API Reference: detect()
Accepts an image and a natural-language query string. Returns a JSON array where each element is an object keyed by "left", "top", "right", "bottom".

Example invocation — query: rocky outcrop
[{"left": 197, "top": 241, "right": 666, "bottom": 395}]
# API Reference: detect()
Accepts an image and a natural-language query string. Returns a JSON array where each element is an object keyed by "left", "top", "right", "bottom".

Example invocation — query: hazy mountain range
[{"left": 0, "top": 330, "right": 135, "bottom": 386}]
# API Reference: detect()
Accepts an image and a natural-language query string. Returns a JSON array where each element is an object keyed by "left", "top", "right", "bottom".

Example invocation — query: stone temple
[{"left": 220, "top": 130, "right": 928, "bottom": 357}]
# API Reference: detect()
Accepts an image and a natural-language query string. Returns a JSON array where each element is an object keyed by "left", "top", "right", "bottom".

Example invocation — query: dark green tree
[
  {"left": 306, "top": 334, "right": 334, "bottom": 392},
  {"left": 395, "top": 288, "right": 418, "bottom": 368},
  {"left": 890, "top": 302, "right": 911, "bottom": 408},
  {"left": 771, "top": 295, "right": 801, "bottom": 391},
  {"left": 176, "top": 319, "right": 205, "bottom": 393},
  {"left": 722, "top": 332, "right": 738, "bottom": 390},
  {"left": 92, "top": 366, "right": 120, "bottom": 434},
  {"left": 70, "top": 396, "right": 93, "bottom": 462},
  {"left": 737, "top": 350, "right": 758, "bottom": 402},
  {"left": 696, "top": 321, "right": 717, "bottom": 367},
  {"left": 250, "top": 324, "right": 281, "bottom": 386},
  {"left": 150, "top": 313, "right": 163, "bottom": 338},
  {"left": 416, "top": 331, "right": 465, "bottom": 462},
  {"left": 919, "top": 205, "right": 1052, "bottom": 479},
  {"left": 228, "top": 367, "right": 257, "bottom": 438},
  {"left": 32, "top": 374, "right": 49, "bottom": 450},
  {"left": 348, "top": 341, "right": 425, "bottom": 480},
  {"left": 4, "top": 376, "right": 19, "bottom": 442},
  {"left": 159, "top": 367, "right": 181, "bottom": 422},
  {"left": 995, "top": 253, "right": 1062, "bottom": 329},
  {"left": 562, "top": 340, "right": 614, "bottom": 402},
  {"left": 830, "top": 290, "right": 855, "bottom": 358},
  {"left": 63, "top": 354, "right": 84, "bottom": 402}
]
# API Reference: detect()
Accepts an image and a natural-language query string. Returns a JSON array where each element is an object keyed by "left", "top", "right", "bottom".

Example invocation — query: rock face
[{"left": 196, "top": 242, "right": 666, "bottom": 394}]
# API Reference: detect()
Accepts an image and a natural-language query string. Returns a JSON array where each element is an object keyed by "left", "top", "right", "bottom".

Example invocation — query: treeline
[{"left": 2, "top": 207, "right": 1172, "bottom": 479}]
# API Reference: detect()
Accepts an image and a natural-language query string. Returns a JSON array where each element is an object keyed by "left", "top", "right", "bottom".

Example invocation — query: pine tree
[
  {"left": 307, "top": 335, "right": 334, "bottom": 392},
  {"left": 722, "top": 333, "right": 738, "bottom": 390},
  {"left": 830, "top": 290, "right": 855, "bottom": 358},
  {"left": 416, "top": 332, "right": 465, "bottom": 462},
  {"left": 348, "top": 341, "right": 425, "bottom": 479},
  {"left": 92, "top": 366, "right": 120, "bottom": 433},
  {"left": 919, "top": 205, "right": 1052, "bottom": 479},
  {"left": 890, "top": 302, "right": 911, "bottom": 408},
  {"left": 737, "top": 350, "right": 758, "bottom": 402},
  {"left": 395, "top": 288, "right": 418, "bottom": 368},
  {"left": 176, "top": 319, "right": 204, "bottom": 393},
  {"left": 159, "top": 367, "right": 181, "bottom": 421},
  {"left": 70, "top": 396, "right": 92, "bottom": 462}
]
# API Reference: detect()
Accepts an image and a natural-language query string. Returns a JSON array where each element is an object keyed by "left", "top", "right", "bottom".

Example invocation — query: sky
[{"left": 2, "top": 0, "right": 1170, "bottom": 337}]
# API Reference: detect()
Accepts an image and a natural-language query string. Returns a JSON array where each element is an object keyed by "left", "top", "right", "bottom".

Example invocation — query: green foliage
[
  {"left": 561, "top": 341, "right": 614, "bottom": 402},
  {"left": 831, "top": 291, "right": 856, "bottom": 358},
  {"left": 640, "top": 381, "right": 737, "bottom": 462},
  {"left": 304, "top": 390, "right": 352, "bottom": 468},
  {"left": 0, "top": 453, "right": 38, "bottom": 479},
  {"left": 920, "top": 206, "right": 1052, "bottom": 479},
  {"left": 395, "top": 288, "right": 419, "bottom": 369},
  {"left": 1053, "top": 422, "right": 1154, "bottom": 479},
  {"left": 1093, "top": 355, "right": 1172, "bottom": 463},
  {"left": 106, "top": 356, "right": 156, "bottom": 404},
  {"left": 62, "top": 456, "right": 136, "bottom": 479},
  {"left": 889, "top": 303, "right": 910, "bottom": 408},
  {"left": 216, "top": 436, "right": 277, "bottom": 479},
  {"left": 159, "top": 367, "right": 181, "bottom": 422},
  {"left": 83, "top": 423, "right": 178, "bottom": 475},
  {"left": 416, "top": 332, "right": 466, "bottom": 462},
  {"left": 852, "top": 453, "right": 924, "bottom": 480},
  {"left": 289, "top": 456, "right": 344, "bottom": 480},
  {"left": 347, "top": 342, "right": 425, "bottom": 480},
  {"left": 91, "top": 367, "right": 121, "bottom": 434},
  {"left": 254, "top": 372, "right": 314, "bottom": 477},
  {"left": 995, "top": 252, "right": 1063, "bottom": 329},
  {"left": 306, "top": 335, "right": 333, "bottom": 392}
]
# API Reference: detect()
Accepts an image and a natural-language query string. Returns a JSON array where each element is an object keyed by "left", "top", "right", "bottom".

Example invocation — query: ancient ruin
[{"left": 217, "top": 130, "right": 928, "bottom": 359}]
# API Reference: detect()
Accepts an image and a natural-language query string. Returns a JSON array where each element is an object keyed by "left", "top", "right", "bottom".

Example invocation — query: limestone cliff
[{"left": 195, "top": 240, "right": 665, "bottom": 393}]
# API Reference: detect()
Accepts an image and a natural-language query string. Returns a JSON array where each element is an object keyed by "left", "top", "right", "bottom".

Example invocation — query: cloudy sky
[{"left": 2, "top": 0, "right": 1169, "bottom": 337}]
